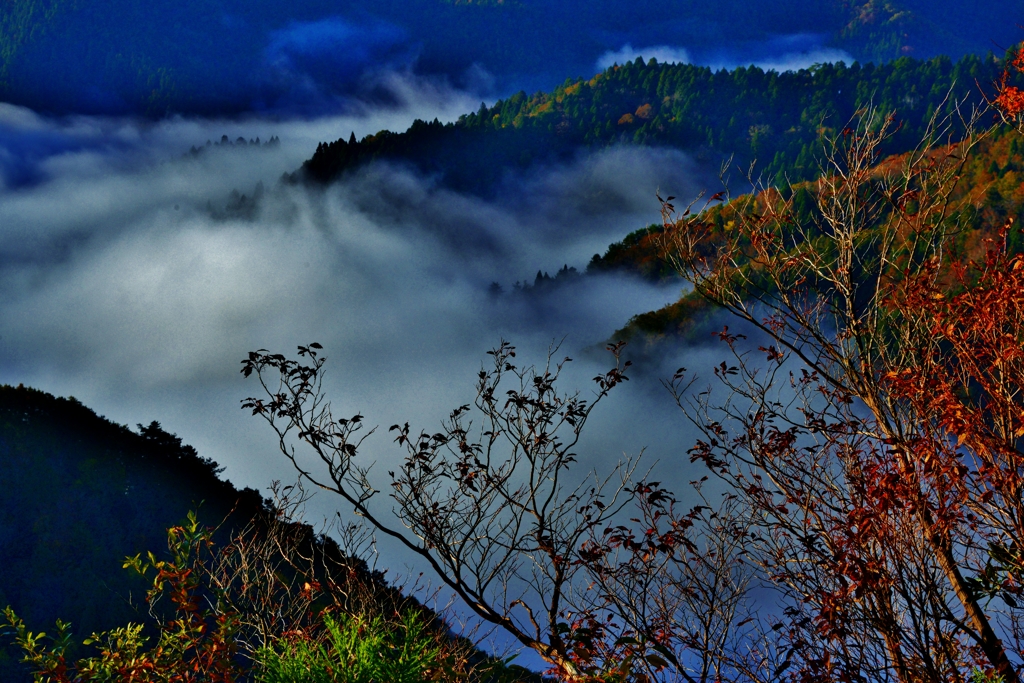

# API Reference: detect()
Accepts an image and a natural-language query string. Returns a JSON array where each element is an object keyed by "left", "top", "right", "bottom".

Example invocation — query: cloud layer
[
  {"left": 597, "top": 33, "right": 854, "bottom": 74},
  {"left": 0, "top": 79, "right": 718, "bottom": 518},
  {"left": 596, "top": 44, "right": 692, "bottom": 70},
  {"left": 0, "top": 67, "right": 789, "bottom": 672}
]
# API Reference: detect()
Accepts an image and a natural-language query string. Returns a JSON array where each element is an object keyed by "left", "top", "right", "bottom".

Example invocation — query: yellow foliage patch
[{"left": 531, "top": 101, "right": 553, "bottom": 115}]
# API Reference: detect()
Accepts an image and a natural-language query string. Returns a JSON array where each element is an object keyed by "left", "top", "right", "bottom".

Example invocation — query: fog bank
[{"left": 0, "top": 83, "right": 721, "bottom": 513}]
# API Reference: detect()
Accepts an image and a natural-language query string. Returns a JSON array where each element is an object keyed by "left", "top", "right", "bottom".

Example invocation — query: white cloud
[
  {"left": 596, "top": 44, "right": 692, "bottom": 71},
  {"left": 595, "top": 36, "right": 855, "bottom": 76},
  {"left": 742, "top": 47, "right": 854, "bottom": 73},
  {"left": 0, "top": 74, "right": 754, "bottom": 669},
  {"left": 0, "top": 84, "right": 713, "bottom": 503}
]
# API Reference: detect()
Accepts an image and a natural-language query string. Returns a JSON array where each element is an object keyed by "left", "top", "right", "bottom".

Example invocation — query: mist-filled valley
[
  {"left": 0, "top": 62, "right": 730, "bottom": 680},
  {"left": 0, "top": 79, "right": 716, "bottom": 486},
  {"left": 4, "top": 1, "right": 1024, "bottom": 680}
]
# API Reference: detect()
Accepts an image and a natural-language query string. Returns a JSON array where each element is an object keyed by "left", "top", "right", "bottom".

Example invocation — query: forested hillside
[
  {"left": 302, "top": 53, "right": 1012, "bottom": 194},
  {"left": 0, "top": 385, "right": 259, "bottom": 678},
  {"left": 4, "top": 2, "right": 1024, "bottom": 678},
  {"left": 591, "top": 123, "right": 1024, "bottom": 345},
  {"left": 0, "top": 385, "right": 468, "bottom": 682}
]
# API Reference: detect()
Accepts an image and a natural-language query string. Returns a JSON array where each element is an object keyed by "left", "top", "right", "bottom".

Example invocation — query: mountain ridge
[{"left": 298, "top": 52, "right": 1010, "bottom": 196}]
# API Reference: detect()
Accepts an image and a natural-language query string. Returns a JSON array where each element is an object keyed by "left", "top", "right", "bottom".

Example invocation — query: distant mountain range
[{"left": 1, "top": 0, "right": 1020, "bottom": 115}]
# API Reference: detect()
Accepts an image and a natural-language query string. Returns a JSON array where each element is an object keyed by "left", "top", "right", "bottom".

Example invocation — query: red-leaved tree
[{"left": 659, "top": 96, "right": 1024, "bottom": 683}]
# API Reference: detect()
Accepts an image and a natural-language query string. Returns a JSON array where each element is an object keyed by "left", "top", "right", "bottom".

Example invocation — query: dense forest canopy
[{"left": 302, "top": 52, "right": 1014, "bottom": 194}]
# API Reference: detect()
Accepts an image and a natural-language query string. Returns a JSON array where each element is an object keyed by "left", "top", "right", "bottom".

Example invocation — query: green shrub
[{"left": 256, "top": 610, "right": 442, "bottom": 683}]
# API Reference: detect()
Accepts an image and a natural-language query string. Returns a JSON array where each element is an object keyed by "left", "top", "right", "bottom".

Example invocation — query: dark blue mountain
[{"left": 1, "top": 0, "right": 1019, "bottom": 116}]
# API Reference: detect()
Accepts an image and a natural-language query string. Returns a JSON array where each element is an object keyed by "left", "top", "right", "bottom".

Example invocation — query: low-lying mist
[
  {"left": 597, "top": 33, "right": 854, "bottom": 73},
  {"left": 0, "top": 79, "right": 746, "bottom": 659}
]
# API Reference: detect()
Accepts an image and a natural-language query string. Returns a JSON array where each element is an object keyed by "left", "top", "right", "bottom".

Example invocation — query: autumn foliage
[
  {"left": 658, "top": 96, "right": 1024, "bottom": 683},
  {"left": 231, "top": 76, "right": 1024, "bottom": 683},
  {"left": 885, "top": 221, "right": 1024, "bottom": 615},
  {"left": 3, "top": 512, "right": 243, "bottom": 683},
  {"left": 996, "top": 44, "right": 1024, "bottom": 121},
  {"left": 2, "top": 501, "right": 502, "bottom": 683}
]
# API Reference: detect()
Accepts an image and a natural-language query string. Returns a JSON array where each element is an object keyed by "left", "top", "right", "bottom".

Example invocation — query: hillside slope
[
  {"left": 591, "top": 124, "right": 1024, "bottom": 346},
  {"left": 0, "top": 385, "right": 449, "bottom": 681},
  {"left": 0, "top": 385, "right": 263, "bottom": 677},
  {"left": 301, "top": 53, "right": 1009, "bottom": 195}
]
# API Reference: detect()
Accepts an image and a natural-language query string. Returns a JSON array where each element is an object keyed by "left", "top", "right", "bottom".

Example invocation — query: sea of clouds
[
  {"left": 0, "top": 36, "right": 835, "bottom": 665},
  {"left": 0, "top": 72, "right": 729, "bottom": 527}
]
